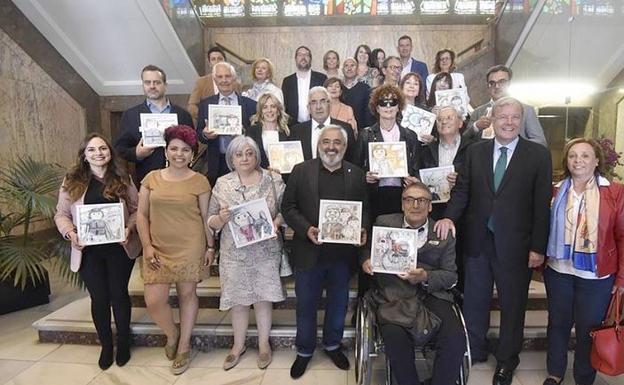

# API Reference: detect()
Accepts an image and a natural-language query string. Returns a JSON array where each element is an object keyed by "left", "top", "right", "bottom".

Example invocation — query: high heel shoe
[{"left": 164, "top": 326, "right": 180, "bottom": 361}]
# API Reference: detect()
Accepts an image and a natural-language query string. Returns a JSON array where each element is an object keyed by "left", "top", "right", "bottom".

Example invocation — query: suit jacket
[
  {"left": 281, "top": 158, "right": 370, "bottom": 270},
  {"left": 289, "top": 118, "right": 358, "bottom": 165},
  {"left": 464, "top": 102, "right": 547, "bottom": 147},
  {"left": 342, "top": 81, "right": 375, "bottom": 129},
  {"left": 281, "top": 71, "right": 327, "bottom": 123},
  {"left": 186, "top": 74, "right": 241, "bottom": 122},
  {"left": 54, "top": 178, "right": 142, "bottom": 272},
  {"left": 409, "top": 58, "right": 429, "bottom": 89},
  {"left": 246, "top": 123, "right": 290, "bottom": 168},
  {"left": 444, "top": 137, "right": 552, "bottom": 263},
  {"left": 358, "top": 122, "right": 421, "bottom": 175},
  {"left": 114, "top": 101, "right": 193, "bottom": 183},
  {"left": 196, "top": 93, "right": 257, "bottom": 181}
]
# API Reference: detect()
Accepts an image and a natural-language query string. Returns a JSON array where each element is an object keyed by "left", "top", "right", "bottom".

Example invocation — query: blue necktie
[{"left": 488, "top": 147, "right": 508, "bottom": 231}]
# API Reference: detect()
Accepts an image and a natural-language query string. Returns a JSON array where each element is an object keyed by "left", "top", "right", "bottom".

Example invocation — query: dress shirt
[
  {"left": 261, "top": 130, "right": 280, "bottom": 154},
  {"left": 311, "top": 116, "right": 331, "bottom": 159},
  {"left": 492, "top": 136, "right": 519, "bottom": 171},
  {"left": 438, "top": 134, "right": 461, "bottom": 167},
  {"left": 400, "top": 58, "right": 414, "bottom": 79},
  {"left": 218, "top": 92, "right": 239, "bottom": 154},
  {"left": 379, "top": 123, "right": 402, "bottom": 188},
  {"left": 403, "top": 218, "right": 429, "bottom": 248},
  {"left": 146, "top": 99, "right": 171, "bottom": 113},
  {"left": 297, "top": 71, "right": 312, "bottom": 122}
]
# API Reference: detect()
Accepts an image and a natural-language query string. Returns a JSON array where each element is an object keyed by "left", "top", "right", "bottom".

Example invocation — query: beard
[
  {"left": 319, "top": 150, "right": 344, "bottom": 168},
  {"left": 296, "top": 61, "right": 311, "bottom": 71}
]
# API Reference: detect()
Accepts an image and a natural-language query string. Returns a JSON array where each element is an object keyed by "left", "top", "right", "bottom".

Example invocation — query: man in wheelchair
[{"left": 361, "top": 182, "right": 467, "bottom": 385}]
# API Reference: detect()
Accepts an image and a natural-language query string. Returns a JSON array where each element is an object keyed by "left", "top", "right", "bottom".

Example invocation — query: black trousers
[
  {"left": 380, "top": 295, "right": 466, "bottom": 385},
  {"left": 79, "top": 245, "right": 135, "bottom": 347}
]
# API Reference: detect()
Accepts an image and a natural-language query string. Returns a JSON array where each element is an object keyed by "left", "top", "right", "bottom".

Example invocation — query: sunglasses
[{"left": 377, "top": 98, "right": 399, "bottom": 107}]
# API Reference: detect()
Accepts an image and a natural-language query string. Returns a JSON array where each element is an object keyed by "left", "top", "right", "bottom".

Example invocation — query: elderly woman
[
  {"left": 136, "top": 125, "right": 213, "bottom": 375},
  {"left": 354, "top": 44, "right": 380, "bottom": 87},
  {"left": 425, "top": 49, "right": 468, "bottom": 100},
  {"left": 207, "top": 136, "right": 286, "bottom": 370},
  {"left": 55, "top": 133, "right": 141, "bottom": 370},
  {"left": 323, "top": 50, "right": 341, "bottom": 78},
  {"left": 242, "top": 58, "right": 284, "bottom": 104},
  {"left": 324, "top": 77, "right": 358, "bottom": 136},
  {"left": 246, "top": 93, "right": 291, "bottom": 169},
  {"left": 543, "top": 138, "right": 624, "bottom": 385}
]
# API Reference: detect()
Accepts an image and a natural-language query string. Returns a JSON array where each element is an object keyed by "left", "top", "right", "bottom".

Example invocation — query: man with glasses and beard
[{"left": 282, "top": 125, "right": 370, "bottom": 379}]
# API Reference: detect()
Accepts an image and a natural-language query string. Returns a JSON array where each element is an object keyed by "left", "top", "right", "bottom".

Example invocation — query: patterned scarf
[{"left": 547, "top": 176, "right": 600, "bottom": 272}]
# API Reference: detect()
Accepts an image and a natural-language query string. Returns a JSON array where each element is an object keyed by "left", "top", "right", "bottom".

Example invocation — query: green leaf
[{"left": 0, "top": 235, "right": 48, "bottom": 290}]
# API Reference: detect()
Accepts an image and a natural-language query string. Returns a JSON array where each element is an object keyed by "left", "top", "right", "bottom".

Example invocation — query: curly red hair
[{"left": 164, "top": 125, "right": 198, "bottom": 152}]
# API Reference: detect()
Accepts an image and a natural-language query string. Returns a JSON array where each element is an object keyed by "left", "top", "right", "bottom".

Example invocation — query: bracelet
[{"left": 207, "top": 247, "right": 216, "bottom": 251}]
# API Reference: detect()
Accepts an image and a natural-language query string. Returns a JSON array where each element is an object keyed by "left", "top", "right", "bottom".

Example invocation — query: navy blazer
[
  {"left": 114, "top": 101, "right": 193, "bottom": 183},
  {"left": 281, "top": 71, "right": 327, "bottom": 124},
  {"left": 289, "top": 118, "right": 358, "bottom": 166},
  {"left": 409, "top": 58, "right": 429, "bottom": 91}
]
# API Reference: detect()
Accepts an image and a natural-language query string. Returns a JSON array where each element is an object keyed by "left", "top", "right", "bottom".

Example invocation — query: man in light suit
[
  {"left": 281, "top": 46, "right": 327, "bottom": 124},
  {"left": 435, "top": 97, "right": 552, "bottom": 385},
  {"left": 464, "top": 65, "right": 547, "bottom": 147},
  {"left": 196, "top": 62, "right": 256, "bottom": 185},
  {"left": 397, "top": 35, "right": 429, "bottom": 85},
  {"left": 282, "top": 125, "right": 369, "bottom": 379}
]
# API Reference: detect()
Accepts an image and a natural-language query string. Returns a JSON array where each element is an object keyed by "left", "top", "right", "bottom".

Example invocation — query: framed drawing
[
  {"left": 139, "top": 113, "right": 178, "bottom": 147},
  {"left": 368, "top": 142, "right": 409, "bottom": 178},
  {"left": 435, "top": 88, "right": 469, "bottom": 117},
  {"left": 267, "top": 141, "right": 305, "bottom": 174},
  {"left": 76, "top": 203, "right": 125, "bottom": 246},
  {"left": 318, "top": 199, "right": 362, "bottom": 245},
  {"left": 228, "top": 198, "right": 275, "bottom": 248},
  {"left": 208, "top": 105, "right": 243, "bottom": 135},
  {"left": 419, "top": 165, "right": 455, "bottom": 203},
  {"left": 370, "top": 226, "right": 419, "bottom": 274},
  {"left": 401, "top": 104, "right": 437, "bottom": 140}
]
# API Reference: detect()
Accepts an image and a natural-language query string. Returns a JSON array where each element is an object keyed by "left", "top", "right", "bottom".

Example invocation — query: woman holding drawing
[
  {"left": 55, "top": 133, "right": 141, "bottom": 370},
  {"left": 136, "top": 125, "right": 213, "bottom": 375},
  {"left": 246, "top": 93, "right": 291, "bottom": 169},
  {"left": 207, "top": 135, "right": 286, "bottom": 370}
]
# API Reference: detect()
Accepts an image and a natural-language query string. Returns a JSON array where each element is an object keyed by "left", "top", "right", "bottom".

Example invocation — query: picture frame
[
  {"left": 368, "top": 141, "right": 409, "bottom": 178},
  {"left": 401, "top": 104, "right": 437, "bottom": 140},
  {"left": 318, "top": 199, "right": 363, "bottom": 245},
  {"left": 370, "top": 226, "right": 419, "bottom": 274},
  {"left": 139, "top": 113, "right": 178, "bottom": 148},
  {"left": 208, "top": 104, "right": 243, "bottom": 135},
  {"left": 435, "top": 88, "right": 469, "bottom": 117},
  {"left": 267, "top": 141, "right": 305, "bottom": 174},
  {"left": 76, "top": 203, "right": 125, "bottom": 246},
  {"left": 419, "top": 165, "right": 455, "bottom": 203},
  {"left": 227, "top": 198, "right": 276, "bottom": 248}
]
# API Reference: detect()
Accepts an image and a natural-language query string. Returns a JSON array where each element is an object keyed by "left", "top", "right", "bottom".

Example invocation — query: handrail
[
  {"left": 457, "top": 38, "right": 485, "bottom": 61},
  {"left": 214, "top": 43, "right": 254, "bottom": 65}
]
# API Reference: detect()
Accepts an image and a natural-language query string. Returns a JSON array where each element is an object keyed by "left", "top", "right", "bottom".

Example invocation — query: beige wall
[{"left": 0, "top": 29, "right": 86, "bottom": 168}]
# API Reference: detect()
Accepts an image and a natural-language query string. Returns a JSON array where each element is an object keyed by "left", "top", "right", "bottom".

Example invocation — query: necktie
[
  {"left": 219, "top": 96, "right": 234, "bottom": 154},
  {"left": 222, "top": 96, "right": 231, "bottom": 105},
  {"left": 493, "top": 147, "right": 507, "bottom": 191}
]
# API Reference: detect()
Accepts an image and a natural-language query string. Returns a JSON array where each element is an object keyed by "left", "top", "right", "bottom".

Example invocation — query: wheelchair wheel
[
  {"left": 454, "top": 303, "right": 471, "bottom": 385},
  {"left": 355, "top": 297, "right": 374, "bottom": 385}
]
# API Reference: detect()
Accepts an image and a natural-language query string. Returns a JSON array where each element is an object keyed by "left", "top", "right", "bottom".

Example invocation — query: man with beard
[
  {"left": 282, "top": 125, "right": 370, "bottom": 379},
  {"left": 281, "top": 46, "right": 327, "bottom": 124},
  {"left": 115, "top": 65, "right": 193, "bottom": 183}
]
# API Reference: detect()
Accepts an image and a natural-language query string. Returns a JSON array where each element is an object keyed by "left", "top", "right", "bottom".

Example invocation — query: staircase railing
[{"left": 159, "top": 0, "right": 205, "bottom": 75}]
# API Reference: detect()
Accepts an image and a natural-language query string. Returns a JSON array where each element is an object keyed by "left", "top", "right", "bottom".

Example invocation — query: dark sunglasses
[{"left": 377, "top": 98, "right": 399, "bottom": 107}]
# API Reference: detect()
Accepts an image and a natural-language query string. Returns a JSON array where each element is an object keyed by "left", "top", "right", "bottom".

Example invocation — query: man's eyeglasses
[
  {"left": 487, "top": 79, "right": 509, "bottom": 88},
  {"left": 402, "top": 197, "right": 431, "bottom": 206}
]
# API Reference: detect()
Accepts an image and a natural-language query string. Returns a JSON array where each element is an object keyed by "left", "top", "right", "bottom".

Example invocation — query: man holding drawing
[{"left": 282, "top": 125, "right": 369, "bottom": 379}]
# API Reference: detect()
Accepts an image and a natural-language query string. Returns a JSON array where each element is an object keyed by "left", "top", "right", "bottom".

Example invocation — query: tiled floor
[{"left": 1, "top": 276, "right": 623, "bottom": 385}]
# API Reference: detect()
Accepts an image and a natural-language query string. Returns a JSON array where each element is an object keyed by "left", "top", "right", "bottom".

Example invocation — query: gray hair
[
  {"left": 317, "top": 124, "right": 348, "bottom": 147},
  {"left": 213, "top": 61, "right": 237, "bottom": 80},
  {"left": 225, "top": 136, "right": 261, "bottom": 171},
  {"left": 491, "top": 96, "right": 524, "bottom": 117},
  {"left": 308, "top": 86, "right": 330, "bottom": 101},
  {"left": 437, "top": 105, "right": 465, "bottom": 122}
]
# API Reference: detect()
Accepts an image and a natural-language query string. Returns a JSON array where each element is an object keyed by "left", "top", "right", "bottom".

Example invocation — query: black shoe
[
  {"left": 116, "top": 342, "right": 131, "bottom": 367},
  {"left": 492, "top": 365, "right": 514, "bottom": 385},
  {"left": 543, "top": 377, "right": 563, "bottom": 385},
  {"left": 324, "top": 348, "right": 350, "bottom": 370},
  {"left": 99, "top": 345, "right": 114, "bottom": 370},
  {"left": 290, "top": 355, "right": 312, "bottom": 379}
]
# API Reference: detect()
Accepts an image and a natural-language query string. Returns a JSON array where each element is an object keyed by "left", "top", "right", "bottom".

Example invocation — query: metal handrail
[
  {"left": 214, "top": 43, "right": 254, "bottom": 65},
  {"left": 456, "top": 38, "right": 486, "bottom": 60}
]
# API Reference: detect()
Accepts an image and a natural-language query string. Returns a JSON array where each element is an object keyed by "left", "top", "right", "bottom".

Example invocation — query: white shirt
[
  {"left": 296, "top": 71, "right": 312, "bottom": 123},
  {"left": 311, "top": 116, "right": 331, "bottom": 159},
  {"left": 379, "top": 123, "right": 402, "bottom": 188},
  {"left": 400, "top": 57, "right": 414, "bottom": 79},
  {"left": 403, "top": 218, "right": 429, "bottom": 249},
  {"left": 492, "top": 136, "right": 519, "bottom": 171},
  {"left": 219, "top": 92, "right": 238, "bottom": 106},
  {"left": 438, "top": 134, "right": 461, "bottom": 167},
  {"left": 261, "top": 130, "right": 280, "bottom": 155}
]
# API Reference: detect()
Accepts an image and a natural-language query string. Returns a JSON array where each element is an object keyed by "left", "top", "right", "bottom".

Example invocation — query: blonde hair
[
  {"left": 251, "top": 58, "right": 274, "bottom": 82},
  {"left": 250, "top": 93, "right": 291, "bottom": 136}
]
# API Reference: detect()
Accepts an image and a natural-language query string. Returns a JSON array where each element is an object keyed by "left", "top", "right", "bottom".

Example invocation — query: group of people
[{"left": 52, "top": 35, "right": 623, "bottom": 385}]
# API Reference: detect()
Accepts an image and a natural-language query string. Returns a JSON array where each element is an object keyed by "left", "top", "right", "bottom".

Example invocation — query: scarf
[{"left": 547, "top": 176, "right": 600, "bottom": 272}]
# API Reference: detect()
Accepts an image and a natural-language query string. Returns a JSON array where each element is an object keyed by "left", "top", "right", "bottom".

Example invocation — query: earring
[{"left": 165, "top": 158, "right": 169, "bottom": 168}]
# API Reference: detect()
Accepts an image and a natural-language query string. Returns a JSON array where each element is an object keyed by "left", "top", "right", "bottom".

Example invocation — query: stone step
[{"left": 33, "top": 297, "right": 558, "bottom": 350}]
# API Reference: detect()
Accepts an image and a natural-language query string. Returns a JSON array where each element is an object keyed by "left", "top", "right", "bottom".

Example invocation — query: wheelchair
[{"left": 355, "top": 291, "right": 471, "bottom": 385}]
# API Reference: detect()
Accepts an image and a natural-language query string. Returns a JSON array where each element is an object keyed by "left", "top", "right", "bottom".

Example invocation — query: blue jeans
[
  {"left": 294, "top": 259, "right": 351, "bottom": 356},
  {"left": 544, "top": 266, "right": 614, "bottom": 385}
]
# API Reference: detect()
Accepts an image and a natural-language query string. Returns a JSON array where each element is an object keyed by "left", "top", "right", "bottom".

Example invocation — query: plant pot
[{"left": 0, "top": 271, "right": 50, "bottom": 315}]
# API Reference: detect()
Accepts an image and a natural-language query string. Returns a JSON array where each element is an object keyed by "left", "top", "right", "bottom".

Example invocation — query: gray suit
[{"left": 464, "top": 101, "right": 547, "bottom": 147}]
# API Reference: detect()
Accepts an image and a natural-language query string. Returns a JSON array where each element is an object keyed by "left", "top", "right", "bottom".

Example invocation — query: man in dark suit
[
  {"left": 281, "top": 46, "right": 327, "bottom": 124},
  {"left": 289, "top": 86, "right": 358, "bottom": 165},
  {"left": 282, "top": 125, "right": 370, "bottom": 379},
  {"left": 196, "top": 62, "right": 257, "bottom": 186},
  {"left": 115, "top": 64, "right": 193, "bottom": 184},
  {"left": 341, "top": 58, "right": 375, "bottom": 129},
  {"left": 435, "top": 97, "right": 552, "bottom": 385},
  {"left": 397, "top": 35, "right": 429, "bottom": 85}
]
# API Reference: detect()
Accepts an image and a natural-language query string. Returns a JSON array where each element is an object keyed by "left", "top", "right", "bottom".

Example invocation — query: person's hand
[
  {"left": 403, "top": 176, "right": 419, "bottom": 187},
  {"left": 359, "top": 228, "right": 367, "bottom": 246},
  {"left": 306, "top": 226, "right": 322, "bottom": 245},
  {"left": 611, "top": 285, "right": 624, "bottom": 295},
  {"left": 362, "top": 259, "right": 374, "bottom": 275},
  {"left": 68, "top": 231, "right": 84, "bottom": 251},
  {"left": 218, "top": 205, "right": 231, "bottom": 224},
  {"left": 135, "top": 138, "right": 155, "bottom": 160},
  {"left": 398, "top": 267, "right": 428, "bottom": 285},
  {"left": 419, "top": 134, "right": 436, "bottom": 144},
  {"left": 528, "top": 251, "right": 545, "bottom": 268},
  {"left": 204, "top": 248, "right": 216, "bottom": 267},
  {"left": 431, "top": 106, "right": 441, "bottom": 115},
  {"left": 366, "top": 171, "right": 380, "bottom": 184},
  {"left": 144, "top": 246, "right": 161, "bottom": 270},
  {"left": 433, "top": 218, "right": 455, "bottom": 239},
  {"left": 269, "top": 219, "right": 281, "bottom": 240},
  {"left": 446, "top": 172, "right": 458, "bottom": 188},
  {"left": 475, "top": 116, "right": 491, "bottom": 130},
  {"left": 202, "top": 119, "right": 218, "bottom": 140},
  {"left": 267, "top": 166, "right": 281, "bottom": 174}
]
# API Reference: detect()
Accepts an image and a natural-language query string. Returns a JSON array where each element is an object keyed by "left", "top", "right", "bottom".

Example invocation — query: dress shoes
[
  {"left": 223, "top": 347, "right": 246, "bottom": 371},
  {"left": 324, "top": 348, "right": 350, "bottom": 370},
  {"left": 290, "top": 355, "right": 312, "bottom": 379},
  {"left": 492, "top": 365, "right": 514, "bottom": 385}
]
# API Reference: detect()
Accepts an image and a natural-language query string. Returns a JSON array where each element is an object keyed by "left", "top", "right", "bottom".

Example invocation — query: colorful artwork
[
  {"left": 318, "top": 200, "right": 363, "bottom": 245},
  {"left": 368, "top": 142, "right": 409, "bottom": 178},
  {"left": 250, "top": 0, "right": 279, "bottom": 15},
  {"left": 228, "top": 198, "right": 276, "bottom": 248},
  {"left": 401, "top": 105, "right": 436, "bottom": 140},
  {"left": 419, "top": 166, "right": 455, "bottom": 203},
  {"left": 370, "top": 226, "right": 418, "bottom": 274},
  {"left": 267, "top": 141, "right": 305, "bottom": 174}
]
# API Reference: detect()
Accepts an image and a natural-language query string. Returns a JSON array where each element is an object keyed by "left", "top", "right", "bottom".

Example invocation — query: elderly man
[
  {"left": 342, "top": 57, "right": 374, "bottom": 129},
  {"left": 435, "top": 97, "right": 552, "bottom": 385},
  {"left": 282, "top": 46, "right": 328, "bottom": 124},
  {"left": 381, "top": 56, "right": 403, "bottom": 87},
  {"left": 361, "top": 182, "right": 465, "bottom": 385},
  {"left": 397, "top": 35, "right": 429, "bottom": 84},
  {"left": 196, "top": 62, "right": 256, "bottom": 185},
  {"left": 289, "top": 86, "right": 358, "bottom": 164},
  {"left": 465, "top": 65, "right": 547, "bottom": 146},
  {"left": 282, "top": 124, "right": 370, "bottom": 379},
  {"left": 115, "top": 64, "right": 193, "bottom": 183}
]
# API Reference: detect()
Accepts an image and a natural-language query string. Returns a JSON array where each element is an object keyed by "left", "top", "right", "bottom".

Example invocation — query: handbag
[
  {"left": 268, "top": 172, "right": 292, "bottom": 277},
  {"left": 590, "top": 291, "right": 624, "bottom": 376}
]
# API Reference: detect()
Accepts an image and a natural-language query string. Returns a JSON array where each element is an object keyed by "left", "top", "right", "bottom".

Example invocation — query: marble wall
[{"left": 0, "top": 29, "right": 86, "bottom": 168}]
